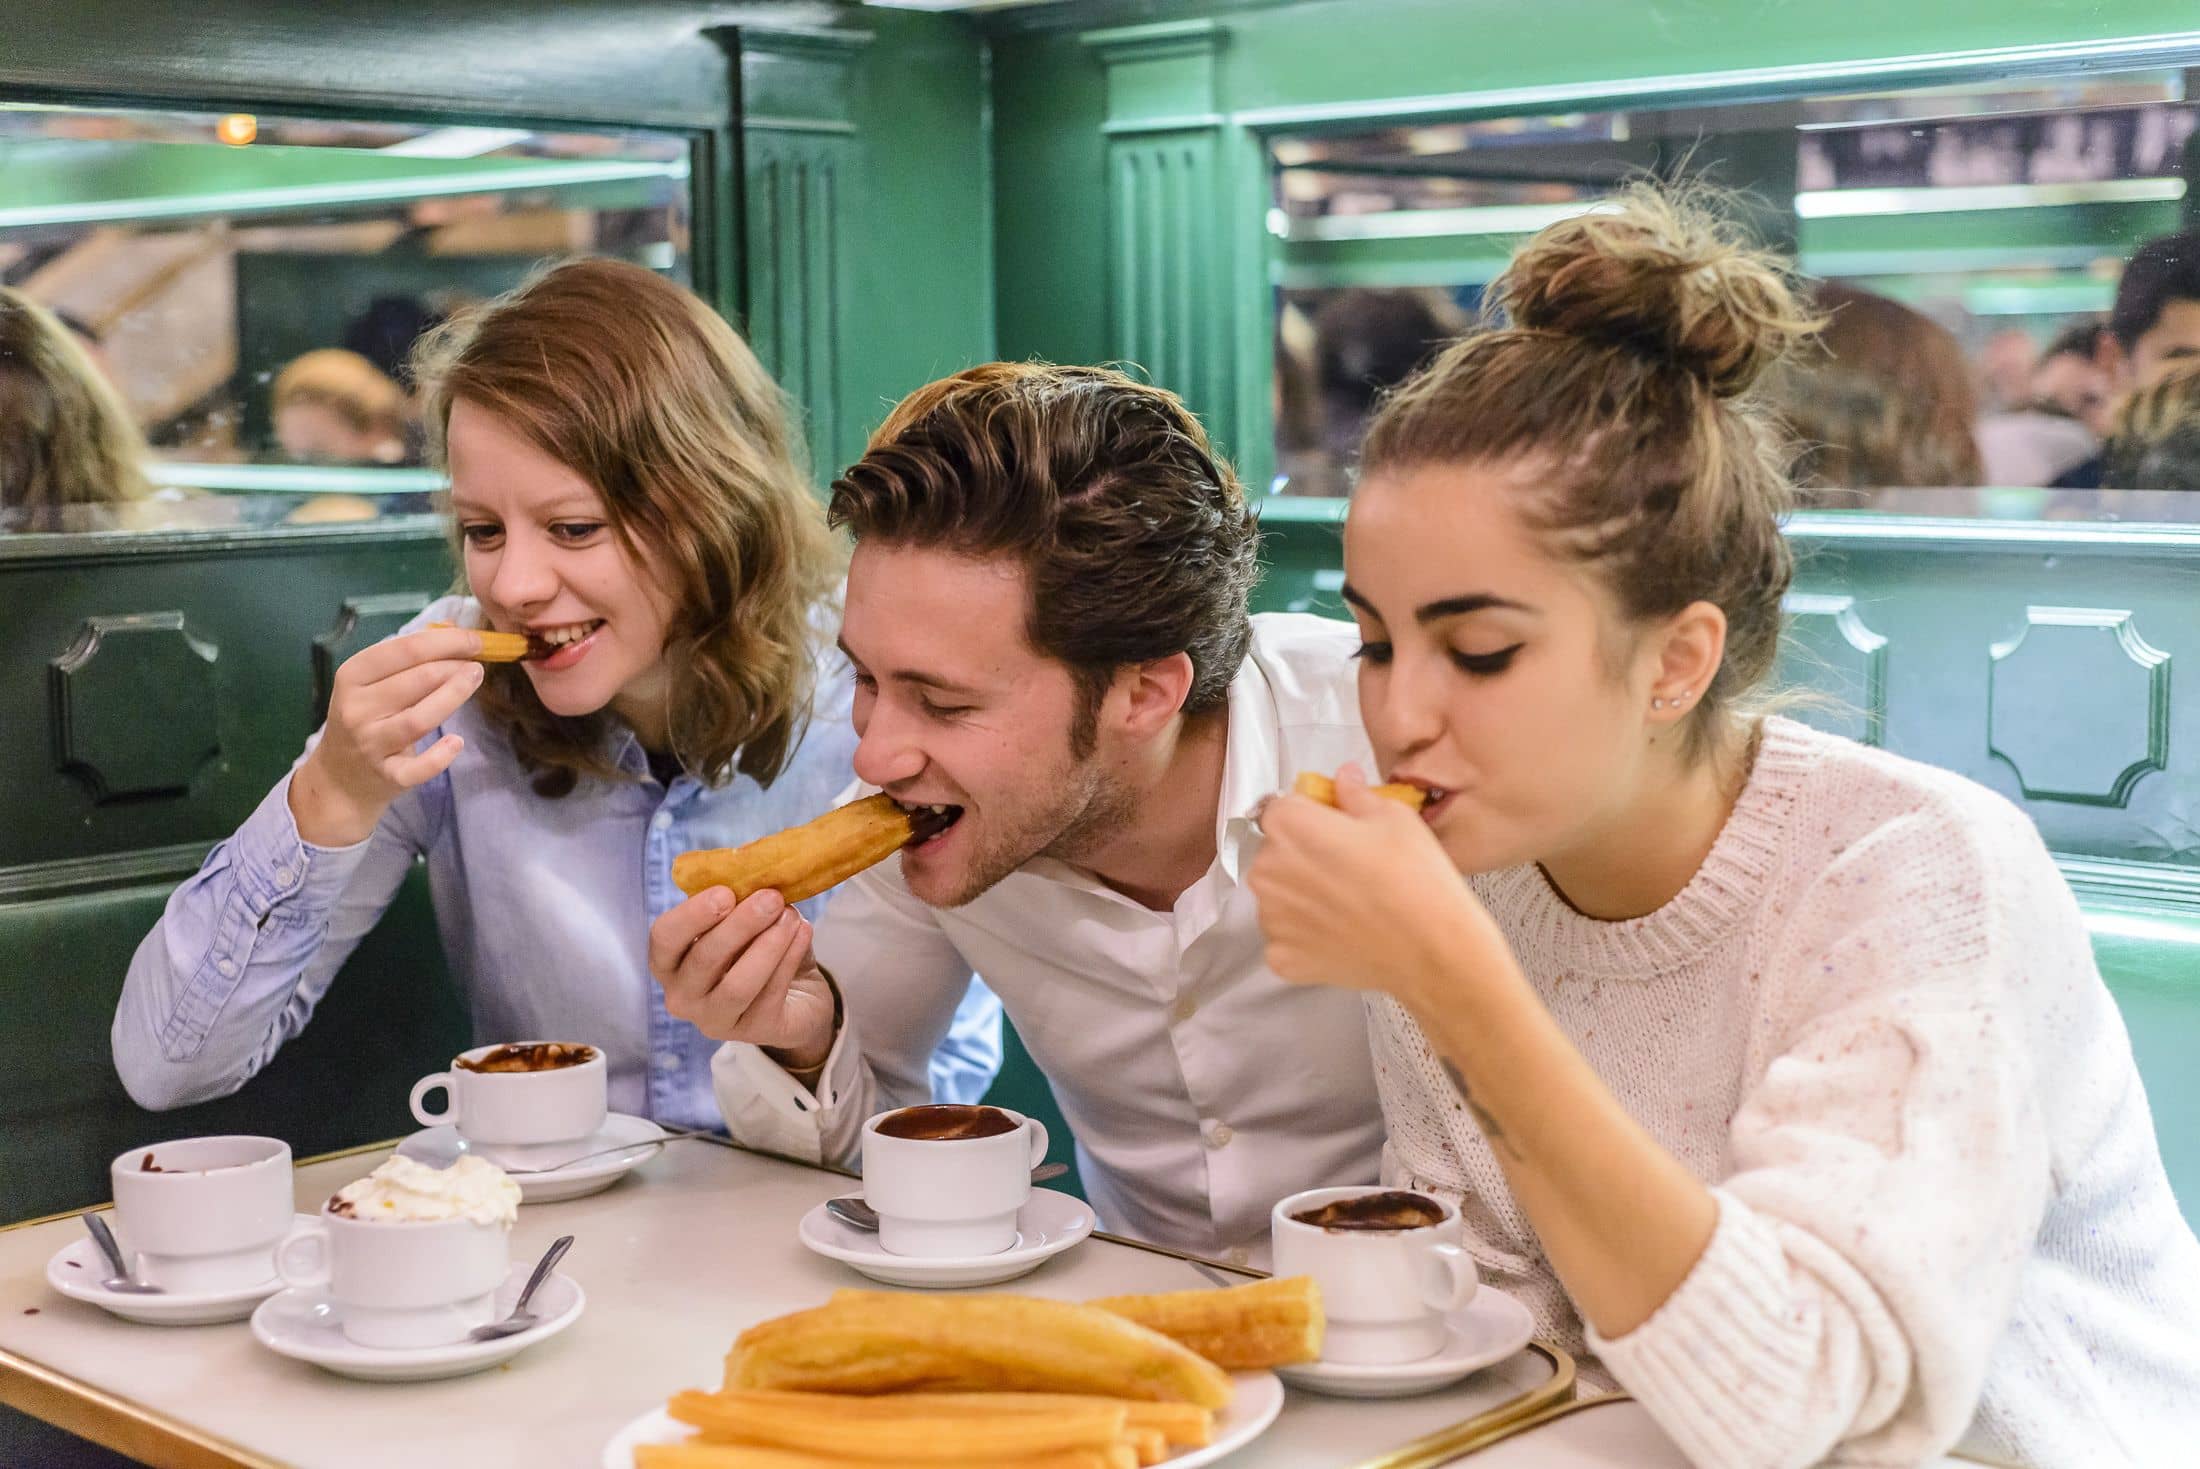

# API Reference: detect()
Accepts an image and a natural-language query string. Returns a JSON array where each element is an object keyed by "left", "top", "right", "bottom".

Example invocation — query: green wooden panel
[
  {"left": 48, "top": 614, "right": 222, "bottom": 803},
  {"left": 0, "top": 527, "right": 453, "bottom": 873},
  {"left": 746, "top": 126, "right": 857, "bottom": 478},
  {"left": 0, "top": 866, "right": 466, "bottom": 1225},
  {"left": 837, "top": 7, "right": 997, "bottom": 466}
]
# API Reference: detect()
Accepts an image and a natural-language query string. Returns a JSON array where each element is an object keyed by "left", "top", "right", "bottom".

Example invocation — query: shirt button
[
  {"left": 654, "top": 1054, "right": 679, "bottom": 1073},
  {"left": 651, "top": 812, "right": 673, "bottom": 832},
  {"left": 1225, "top": 1246, "right": 1251, "bottom": 1267},
  {"left": 217, "top": 958, "right": 238, "bottom": 977},
  {"left": 1204, "top": 1121, "right": 1234, "bottom": 1150},
  {"left": 1169, "top": 997, "right": 1197, "bottom": 1024},
  {"left": 274, "top": 865, "right": 296, "bottom": 885}
]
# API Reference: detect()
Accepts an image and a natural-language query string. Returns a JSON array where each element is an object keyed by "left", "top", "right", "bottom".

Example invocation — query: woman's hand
[
  {"left": 289, "top": 625, "right": 486, "bottom": 846},
  {"left": 1248, "top": 763, "right": 1513, "bottom": 1008}
]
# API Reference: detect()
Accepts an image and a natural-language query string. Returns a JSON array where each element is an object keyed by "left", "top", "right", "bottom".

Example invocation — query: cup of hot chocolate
[
  {"left": 276, "top": 1155, "right": 519, "bottom": 1348},
  {"left": 1272, "top": 1185, "right": 1478, "bottom": 1364},
  {"left": 109, "top": 1135, "right": 294, "bottom": 1293},
  {"left": 408, "top": 1041, "right": 606, "bottom": 1154},
  {"left": 860, "top": 1104, "right": 1050, "bottom": 1258}
]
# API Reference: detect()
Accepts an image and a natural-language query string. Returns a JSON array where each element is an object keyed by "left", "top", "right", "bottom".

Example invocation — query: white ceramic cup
[
  {"left": 108, "top": 1135, "right": 294, "bottom": 1293},
  {"left": 408, "top": 1041, "right": 607, "bottom": 1151},
  {"left": 860, "top": 1105, "right": 1050, "bottom": 1258},
  {"left": 276, "top": 1210, "right": 512, "bottom": 1349},
  {"left": 1272, "top": 1185, "right": 1479, "bottom": 1365}
]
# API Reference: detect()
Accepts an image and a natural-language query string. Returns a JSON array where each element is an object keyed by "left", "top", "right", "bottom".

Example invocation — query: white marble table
[{"left": 1, "top": 1138, "right": 1575, "bottom": 1468}]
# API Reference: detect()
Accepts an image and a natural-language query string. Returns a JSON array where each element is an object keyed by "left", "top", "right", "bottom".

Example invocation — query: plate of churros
[{"left": 603, "top": 1278, "right": 1320, "bottom": 1468}]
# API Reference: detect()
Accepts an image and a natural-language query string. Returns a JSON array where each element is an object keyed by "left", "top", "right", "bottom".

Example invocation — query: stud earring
[{"left": 1652, "top": 697, "right": 1667, "bottom": 710}]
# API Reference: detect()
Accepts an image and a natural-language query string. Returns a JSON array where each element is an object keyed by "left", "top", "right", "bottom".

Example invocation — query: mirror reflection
[
  {"left": 1271, "top": 69, "right": 2200, "bottom": 518},
  {"left": 1, "top": 106, "right": 690, "bottom": 533}
]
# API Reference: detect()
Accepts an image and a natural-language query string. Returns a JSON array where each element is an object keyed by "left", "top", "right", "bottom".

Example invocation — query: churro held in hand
[
  {"left": 1291, "top": 771, "right": 1429, "bottom": 811},
  {"left": 427, "top": 620, "right": 543, "bottom": 664},
  {"left": 673, "top": 793, "right": 954, "bottom": 904}
]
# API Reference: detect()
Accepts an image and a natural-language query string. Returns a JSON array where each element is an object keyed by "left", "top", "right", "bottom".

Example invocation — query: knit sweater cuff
[{"left": 1587, "top": 1190, "right": 1832, "bottom": 1469}]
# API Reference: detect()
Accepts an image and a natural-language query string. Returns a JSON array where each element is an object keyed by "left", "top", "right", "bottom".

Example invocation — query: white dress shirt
[{"left": 713, "top": 613, "right": 1387, "bottom": 1261}]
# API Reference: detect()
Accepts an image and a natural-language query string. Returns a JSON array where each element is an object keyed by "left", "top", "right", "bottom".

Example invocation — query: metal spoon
[
  {"left": 408, "top": 1127, "right": 707, "bottom": 1175},
  {"left": 826, "top": 1162, "right": 1068, "bottom": 1233},
  {"left": 82, "top": 1214, "right": 163, "bottom": 1295},
  {"left": 467, "top": 1235, "right": 573, "bottom": 1341}
]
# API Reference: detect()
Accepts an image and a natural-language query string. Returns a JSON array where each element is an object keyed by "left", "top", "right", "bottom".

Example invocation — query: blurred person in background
[
  {"left": 2053, "top": 231, "right": 2200, "bottom": 489},
  {"left": 2101, "top": 359, "right": 2200, "bottom": 501},
  {"left": 1773, "top": 282, "right": 1983, "bottom": 504},
  {"left": 1978, "top": 320, "right": 2108, "bottom": 487},
  {"left": 271, "top": 347, "right": 409, "bottom": 466},
  {"left": 1279, "top": 288, "right": 1458, "bottom": 497},
  {"left": 1, "top": 285, "right": 155, "bottom": 531}
]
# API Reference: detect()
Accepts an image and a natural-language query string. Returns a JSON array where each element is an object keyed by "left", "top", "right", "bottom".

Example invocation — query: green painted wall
[
  {"left": 840, "top": 9, "right": 997, "bottom": 469},
  {"left": 990, "top": 0, "right": 2200, "bottom": 466}
]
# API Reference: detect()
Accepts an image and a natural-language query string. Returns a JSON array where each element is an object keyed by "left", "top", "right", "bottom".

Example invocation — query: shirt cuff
[
  {"left": 710, "top": 1014, "right": 860, "bottom": 1166},
  {"left": 232, "top": 771, "right": 375, "bottom": 918},
  {"left": 1587, "top": 1190, "right": 1827, "bottom": 1469}
]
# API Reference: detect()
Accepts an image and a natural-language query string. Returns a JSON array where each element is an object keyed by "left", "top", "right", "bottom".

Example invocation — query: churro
[
  {"left": 1088, "top": 1276, "right": 1324, "bottom": 1371},
  {"left": 428, "top": 621, "right": 543, "bottom": 663},
  {"left": 1292, "top": 771, "right": 1429, "bottom": 810},
  {"left": 673, "top": 793, "right": 952, "bottom": 904},
  {"left": 725, "top": 1290, "right": 1232, "bottom": 1409}
]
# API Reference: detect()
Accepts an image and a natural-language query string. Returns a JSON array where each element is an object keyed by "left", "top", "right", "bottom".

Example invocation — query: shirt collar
[{"left": 1214, "top": 646, "right": 1287, "bottom": 884}]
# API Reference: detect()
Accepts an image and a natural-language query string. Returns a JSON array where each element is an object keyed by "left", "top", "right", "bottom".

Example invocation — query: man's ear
[{"left": 1112, "top": 652, "right": 1196, "bottom": 740}]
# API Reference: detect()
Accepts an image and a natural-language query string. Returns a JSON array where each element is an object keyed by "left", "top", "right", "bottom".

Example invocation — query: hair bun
[{"left": 1490, "top": 185, "right": 1819, "bottom": 398}]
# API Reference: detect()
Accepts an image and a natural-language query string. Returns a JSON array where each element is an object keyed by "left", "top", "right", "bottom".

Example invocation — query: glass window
[
  {"left": 2, "top": 105, "right": 690, "bottom": 533},
  {"left": 1269, "top": 70, "right": 2200, "bottom": 520}
]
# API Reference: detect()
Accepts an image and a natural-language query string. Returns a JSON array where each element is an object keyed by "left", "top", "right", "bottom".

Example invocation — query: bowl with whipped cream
[{"left": 275, "top": 1155, "right": 521, "bottom": 1349}]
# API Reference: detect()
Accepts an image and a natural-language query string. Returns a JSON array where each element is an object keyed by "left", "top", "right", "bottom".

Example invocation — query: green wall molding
[
  {"left": 716, "top": 24, "right": 876, "bottom": 476},
  {"left": 1988, "top": 608, "right": 2172, "bottom": 810},
  {"left": 1082, "top": 15, "right": 1251, "bottom": 466},
  {"left": 48, "top": 613, "right": 223, "bottom": 804}
]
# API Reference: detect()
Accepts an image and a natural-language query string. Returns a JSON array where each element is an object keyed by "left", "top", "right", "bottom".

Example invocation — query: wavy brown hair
[
  {"left": 414, "top": 258, "right": 839, "bottom": 796},
  {"left": 1362, "top": 186, "right": 1823, "bottom": 761},
  {"left": 0, "top": 287, "right": 151, "bottom": 515},
  {"left": 834, "top": 362, "right": 1258, "bottom": 753},
  {"left": 1773, "top": 282, "right": 1984, "bottom": 492}
]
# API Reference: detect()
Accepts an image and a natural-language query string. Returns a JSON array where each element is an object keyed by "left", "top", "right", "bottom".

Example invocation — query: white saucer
[
  {"left": 395, "top": 1112, "right": 667, "bottom": 1203},
  {"left": 795, "top": 1187, "right": 1096, "bottom": 1288},
  {"left": 602, "top": 1369, "right": 1282, "bottom": 1469},
  {"left": 1275, "top": 1285, "right": 1536, "bottom": 1398},
  {"left": 45, "top": 1214, "right": 307, "bottom": 1326},
  {"left": 249, "top": 1262, "right": 584, "bottom": 1381}
]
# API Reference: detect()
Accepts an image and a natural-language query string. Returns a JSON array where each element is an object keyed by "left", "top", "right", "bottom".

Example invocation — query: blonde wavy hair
[
  {"left": 2104, "top": 359, "right": 2200, "bottom": 490},
  {"left": 0, "top": 287, "right": 151, "bottom": 515},
  {"left": 413, "top": 258, "right": 840, "bottom": 797}
]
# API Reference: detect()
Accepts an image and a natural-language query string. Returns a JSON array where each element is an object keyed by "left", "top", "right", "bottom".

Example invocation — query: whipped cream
[{"left": 329, "top": 1155, "right": 519, "bottom": 1228}]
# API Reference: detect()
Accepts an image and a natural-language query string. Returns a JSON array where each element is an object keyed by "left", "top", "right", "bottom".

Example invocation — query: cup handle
[
  {"left": 1024, "top": 1118, "right": 1051, "bottom": 1171},
  {"left": 1420, "top": 1241, "right": 1479, "bottom": 1312},
  {"left": 409, "top": 1071, "right": 457, "bottom": 1128},
  {"left": 275, "top": 1222, "right": 331, "bottom": 1289}
]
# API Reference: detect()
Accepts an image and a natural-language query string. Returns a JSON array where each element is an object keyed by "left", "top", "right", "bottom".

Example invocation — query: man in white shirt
[{"left": 648, "top": 363, "right": 1382, "bottom": 1261}]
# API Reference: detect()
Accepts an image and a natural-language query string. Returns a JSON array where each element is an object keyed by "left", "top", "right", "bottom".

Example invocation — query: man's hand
[{"left": 648, "top": 888, "right": 838, "bottom": 1069}]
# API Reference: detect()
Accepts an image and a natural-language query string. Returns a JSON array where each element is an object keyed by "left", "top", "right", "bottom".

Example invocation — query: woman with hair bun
[
  {"left": 1250, "top": 187, "right": 2200, "bottom": 1466},
  {"left": 115, "top": 258, "right": 999, "bottom": 1125}
]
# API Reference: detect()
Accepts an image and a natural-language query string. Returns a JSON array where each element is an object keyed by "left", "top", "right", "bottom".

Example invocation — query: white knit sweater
[{"left": 1371, "top": 717, "right": 2200, "bottom": 1468}]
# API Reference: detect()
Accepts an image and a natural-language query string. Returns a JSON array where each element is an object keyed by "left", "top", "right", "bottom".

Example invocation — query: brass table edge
[
  {"left": 1346, "top": 1341, "right": 1580, "bottom": 1469},
  {"left": 0, "top": 1344, "right": 287, "bottom": 1469}
]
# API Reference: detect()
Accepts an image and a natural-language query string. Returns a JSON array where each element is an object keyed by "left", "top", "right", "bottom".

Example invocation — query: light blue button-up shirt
[{"left": 113, "top": 596, "right": 1000, "bottom": 1128}]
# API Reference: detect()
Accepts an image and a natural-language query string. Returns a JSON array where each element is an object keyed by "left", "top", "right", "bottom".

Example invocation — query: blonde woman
[
  {"left": 1250, "top": 191, "right": 2200, "bottom": 1465},
  {"left": 115, "top": 259, "right": 998, "bottom": 1128},
  {"left": 0, "top": 287, "right": 152, "bottom": 529}
]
